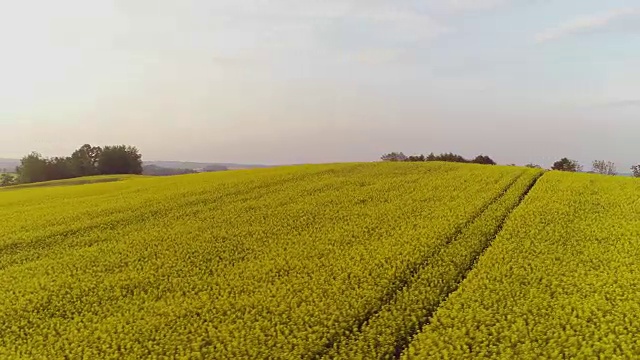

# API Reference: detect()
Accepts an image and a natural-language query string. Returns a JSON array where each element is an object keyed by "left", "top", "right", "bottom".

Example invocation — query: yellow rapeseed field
[
  {"left": 404, "top": 171, "right": 640, "bottom": 359},
  {"left": 0, "top": 162, "right": 538, "bottom": 359}
]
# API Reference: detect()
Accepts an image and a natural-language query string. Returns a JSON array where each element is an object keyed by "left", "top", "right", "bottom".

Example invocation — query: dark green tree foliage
[
  {"left": 380, "top": 152, "right": 408, "bottom": 162},
  {"left": 97, "top": 145, "right": 143, "bottom": 175},
  {"left": 406, "top": 155, "right": 426, "bottom": 162},
  {"left": 16, "top": 152, "right": 48, "bottom": 184},
  {"left": 471, "top": 155, "right": 496, "bottom": 165},
  {"left": 551, "top": 158, "right": 582, "bottom": 172},
  {"left": 15, "top": 144, "right": 143, "bottom": 184},
  {"left": 44, "top": 157, "right": 75, "bottom": 181},
  {"left": 525, "top": 163, "right": 542, "bottom": 169},
  {"left": 383, "top": 152, "right": 495, "bottom": 165},
  {"left": 632, "top": 165, "right": 640, "bottom": 178},
  {"left": 432, "top": 152, "right": 469, "bottom": 163},
  {"left": 70, "top": 144, "right": 102, "bottom": 177}
]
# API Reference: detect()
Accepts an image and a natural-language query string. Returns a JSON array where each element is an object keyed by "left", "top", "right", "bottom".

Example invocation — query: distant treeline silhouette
[
  {"left": 381, "top": 152, "right": 496, "bottom": 165},
  {"left": 12, "top": 144, "right": 142, "bottom": 184},
  {"left": 380, "top": 152, "right": 640, "bottom": 178}
]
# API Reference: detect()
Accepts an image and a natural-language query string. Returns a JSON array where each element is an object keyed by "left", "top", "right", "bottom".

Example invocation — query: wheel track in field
[
  {"left": 389, "top": 170, "right": 544, "bottom": 359},
  {"left": 310, "top": 170, "right": 534, "bottom": 359}
]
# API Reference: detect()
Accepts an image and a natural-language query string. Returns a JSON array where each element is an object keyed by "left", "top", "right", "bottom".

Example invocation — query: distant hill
[
  {"left": 142, "top": 164, "right": 230, "bottom": 176},
  {"left": 143, "top": 161, "right": 269, "bottom": 171},
  {"left": 142, "top": 165, "right": 198, "bottom": 176},
  {"left": 0, "top": 159, "right": 19, "bottom": 172},
  {"left": 0, "top": 159, "right": 268, "bottom": 173}
]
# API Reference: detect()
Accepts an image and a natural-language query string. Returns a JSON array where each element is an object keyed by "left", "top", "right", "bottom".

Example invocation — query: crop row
[
  {"left": 325, "top": 168, "right": 542, "bottom": 359},
  {"left": 1, "top": 162, "right": 525, "bottom": 358},
  {"left": 403, "top": 171, "right": 640, "bottom": 359}
]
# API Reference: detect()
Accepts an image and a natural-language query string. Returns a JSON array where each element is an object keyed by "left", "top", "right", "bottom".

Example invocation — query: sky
[{"left": 1, "top": 0, "right": 640, "bottom": 169}]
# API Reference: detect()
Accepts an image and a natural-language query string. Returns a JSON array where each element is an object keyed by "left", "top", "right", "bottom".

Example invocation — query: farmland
[
  {"left": 404, "top": 171, "right": 640, "bottom": 358},
  {"left": 1, "top": 174, "right": 137, "bottom": 190},
  {"left": 0, "top": 162, "right": 637, "bottom": 358}
]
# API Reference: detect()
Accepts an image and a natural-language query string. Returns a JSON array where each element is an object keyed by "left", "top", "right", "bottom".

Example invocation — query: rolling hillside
[
  {"left": 142, "top": 161, "right": 269, "bottom": 170},
  {"left": 0, "top": 159, "right": 268, "bottom": 173},
  {"left": 0, "top": 162, "right": 637, "bottom": 358},
  {"left": 406, "top": 171, "right": 640, "bottom": 358}
]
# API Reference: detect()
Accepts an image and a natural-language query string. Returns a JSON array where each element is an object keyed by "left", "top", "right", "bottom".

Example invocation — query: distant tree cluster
[
  {"left": 14, "top": 144, "right": 143, "bottom": 185},
  {"left": 550, "top": 158, "right": 627, "bottom": 176},
  {"left": 381, "top": 152, "right": 496, "bottom": 165},
  {"left": 380, "top": 152, "right": 408, "bottom": 162},
  {"left": 550, "top": 158, "right": 626, "bottom": 176},
  {"left": 379, "top": 152, "right": 638, "bottom": 177},
  {"left": 551, "top": 158, "right": 583, "bottom": 172},
  {"left": 591, "top": 160, "right": 617, "bottom": 176}
]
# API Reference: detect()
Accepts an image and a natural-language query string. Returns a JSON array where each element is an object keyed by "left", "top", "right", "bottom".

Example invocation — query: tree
[
  {"left": 44, "top": 157, "right": 75, "bottom": 180},
  {"left": 525, "top": 163, "right": 542, "bottom": 169},
  {"left": 16, "top": 152, "right": 48, "bottom": 183},
  {"left": 380, "top": 151, "right": 493, "bottom": 165},
  {"left": 0, "top": 173, "right": 15, "bottom": 187},
  {"left": 380, "top": 152, "right": 408, "bottom": 162},
  {"left": 406, "top": 154, "right": 426, "bottom": 162},
  {"left": 13, "top": 144, "right": 143, "bottom": 184},
  {"left": 471, "top": 155, "right": 496, "bottom": 165},
  {"left": 551, "top": 158, "right": 582, "bottom": 172},
  {"left": 425, "top": 152, "right": 468, "bottom": 163},
  {"left": 631, "top": 165, "right": 640, "bottom": 178},
  {"left": 70, "top": 144, "right": 102, "bottom": 177},
  {"left": 97, "top": 145, "right": 143, "bottom": 175},
  {"left": 592, "top": 160, "right": 617, "bottom": 176},
  {"left": 437, "top": 152, "right": 468, "bottom": 163}
]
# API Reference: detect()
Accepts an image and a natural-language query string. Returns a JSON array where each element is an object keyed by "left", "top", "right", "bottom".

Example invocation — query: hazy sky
[{"left": 1, "top": 0, "right": 639, "bottom": 168}]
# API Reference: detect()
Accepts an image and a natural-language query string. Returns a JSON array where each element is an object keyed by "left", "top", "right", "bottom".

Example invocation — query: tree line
[
  {"left": 1, "top": 144, "right": 143, "bottom": 186},
  {"left": 382, "top": 152, "right": 640, "bottom": 178},
  {"left": 552, "top": 158, "right": 621, "bottom": 176},
  {"left": 380, "top": 152, "right": 497, "bottom": 165}
]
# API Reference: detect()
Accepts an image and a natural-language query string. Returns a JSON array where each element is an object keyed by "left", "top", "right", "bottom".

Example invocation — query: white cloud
[{"left": 535, "top": 8, "right": 640, "bottom": 43}]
